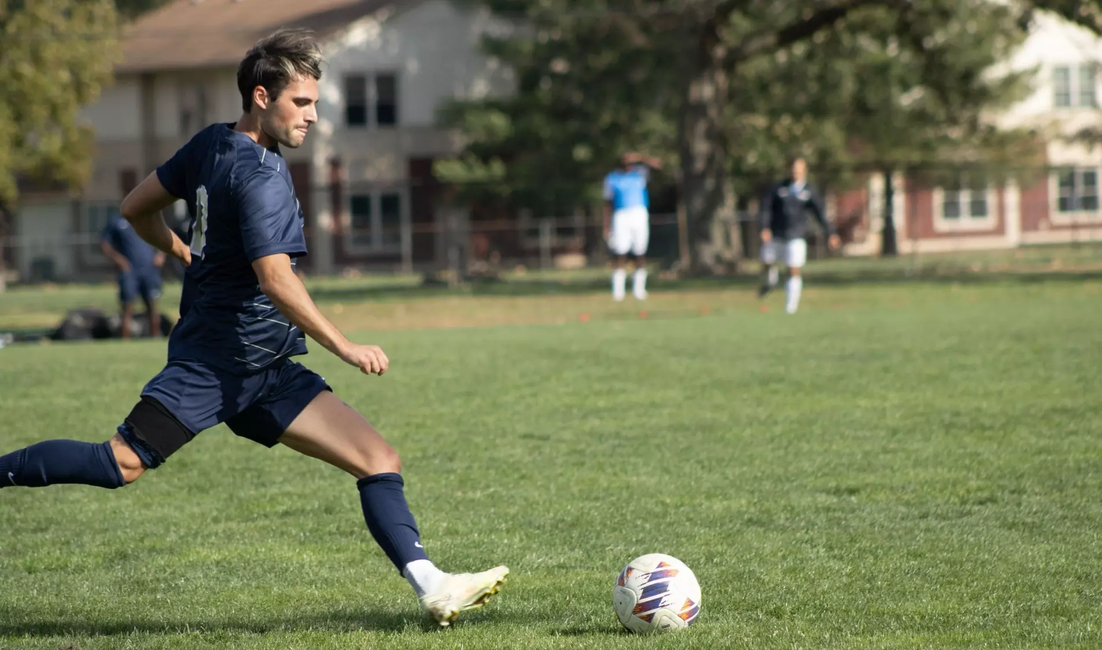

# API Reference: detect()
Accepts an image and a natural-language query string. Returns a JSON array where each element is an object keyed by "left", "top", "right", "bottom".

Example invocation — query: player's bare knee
[
  {"left": 108, "top": 434, "right": 146, "bottom": 484},
  {"left": 790, "top": 266, "right": 802, "bottom": 277},
  {"left": 371, "top": 442, "right": 402, "bottom": 476},
  {"left": 350, "top": 441, "right": 401, "bottom": 479}
]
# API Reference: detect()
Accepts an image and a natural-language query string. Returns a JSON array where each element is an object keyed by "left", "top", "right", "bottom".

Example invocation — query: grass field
[{"left": 2, "top": 263, "right": 1102, "bottom": 648}]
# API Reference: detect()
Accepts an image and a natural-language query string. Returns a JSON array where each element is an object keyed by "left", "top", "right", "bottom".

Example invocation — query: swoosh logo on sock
[
  {"left": 414, "top": 542, "right": 424, "bottom": 548},
  {"left": 7, "top": 472, "right": 15, "bottom": 486}
]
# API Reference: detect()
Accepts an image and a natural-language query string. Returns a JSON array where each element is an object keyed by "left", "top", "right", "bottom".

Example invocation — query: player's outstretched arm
[
  {"left": 622, "top": 152, "right": 663, "bottom": 169},
  {"left": 120, "top": 172, "right": 193, "bottom": 265},
  {"left": 252, "top": 254, "right": 389, "bottom": 376}
]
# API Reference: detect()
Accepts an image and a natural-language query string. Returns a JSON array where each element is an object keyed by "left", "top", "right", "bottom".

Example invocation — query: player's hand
[
  {"left": 117, "top": 259, "right": 131, "bottom": 273},
  {"left": 153, "top": 252, "right": 166, "bottom": 268},
  {"left": 828, "top": 234, "right": 841, "bottom": 249},
  {"left": 760, "top": 229, "right": 772, "bottom": 244},
  {"left": 173, "top": 240, "right": 193, "bottom": 267},
  {"left": 340, "top": 343, "right": 390, "bottom": 376}
]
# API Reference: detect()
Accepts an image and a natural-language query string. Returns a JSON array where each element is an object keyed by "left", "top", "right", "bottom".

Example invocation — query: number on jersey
[{"left": 190, "top": 185, "right": 209, "bottom": 257}]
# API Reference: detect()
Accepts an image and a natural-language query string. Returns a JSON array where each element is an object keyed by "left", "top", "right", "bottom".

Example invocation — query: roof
[{"left": 117, "top": 0, "right": 406, "bottom": 73}]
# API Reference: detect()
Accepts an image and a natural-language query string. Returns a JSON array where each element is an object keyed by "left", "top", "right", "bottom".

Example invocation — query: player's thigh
[
  {"left": 278, "top": 391, "right": 400, "bottom": 479},
  {"left": 608, "top": 215, "right": 633, "bottom": 257},
  {"left": 123, "top": 360, "right": 251, "bottom": 471},
  {"left": 785, "top": 239, "right": 807, "bottom": 268},
  {"left": 632, "top": 218, "right": 650, "bottom": 258}
]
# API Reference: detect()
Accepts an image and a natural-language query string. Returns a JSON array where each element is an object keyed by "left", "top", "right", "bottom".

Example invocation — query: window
[
  {"left": 1054, "top": 64, "right": 1097, "bottom": 108},
  {"left": 376, "top": 74, "right": 397, "bottom": 126},
  {"left": 350, "top": 194, "right": 372, "bottom": 245},
  {"left": 84, "top": 202, "right": 118, "bottom": 235},
  {"left": 380, "top": 193, "right": 402, "bottom": 246},
  {"left": 179, "top": 83, "right": 209, "bottom": 136},
  {"left": 1054, "top": 67, "right": 1072, "bottom": 108},
  {"left": 1079, "top": 64, "right": 1097, "bottom": 108},
  {"left": 345, "top": 73, "right": 399, "bottom": 127},
  {"left": 1057, "top": 168, "right": 1100, "bottom": 214},
  {"left": 345, "top": 76, "right": 368, "bottom": 127},
  {"left": 348, "top": 192, "right": 404, "bottom": 250},
  {"left": 83, "top": 201, "right": 120, "bottom": 258},
  {"left": 941, "top": 177, "right": 987, "bottom": 220}
]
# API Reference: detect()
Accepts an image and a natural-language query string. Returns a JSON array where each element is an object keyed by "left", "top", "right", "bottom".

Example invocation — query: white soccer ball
[{"left": 612, "top": 553, "right": 701, "bottom": 633}]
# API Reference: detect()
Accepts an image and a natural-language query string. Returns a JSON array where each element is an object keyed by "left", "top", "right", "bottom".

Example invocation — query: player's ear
[{"left": 252, "top": 85, "right": 270, "bottom": 112}]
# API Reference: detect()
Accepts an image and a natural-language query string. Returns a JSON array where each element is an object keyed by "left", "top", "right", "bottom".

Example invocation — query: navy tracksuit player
[
  {"left": 758, "top": 156, "right": 840, "bottom": 314},
  {"left": 0, "top": 30, "right": 507, "bottom": 627},
  {"left": 100, "top": 212, "right": 165, "bottom": 338}
]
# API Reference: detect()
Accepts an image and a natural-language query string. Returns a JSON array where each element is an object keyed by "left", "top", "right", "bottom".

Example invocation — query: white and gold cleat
[{"left": 419, "top": 565, "right": 509, "bottom": 627}]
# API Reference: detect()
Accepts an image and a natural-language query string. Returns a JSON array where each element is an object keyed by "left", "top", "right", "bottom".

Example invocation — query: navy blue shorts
[
  {"left": 119, "top": 268, "right": 162, "bottom": 304},
  {"left": 122, "top": 358, "right": 330, "bottom": 468}
]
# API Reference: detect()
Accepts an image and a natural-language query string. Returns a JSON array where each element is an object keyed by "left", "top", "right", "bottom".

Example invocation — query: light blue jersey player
[
  {"left": 0, "top": 29, "right": 506, "bottom": 628},
  {"left": 603, "top": 152, "right": 662, "bottom": 301}
]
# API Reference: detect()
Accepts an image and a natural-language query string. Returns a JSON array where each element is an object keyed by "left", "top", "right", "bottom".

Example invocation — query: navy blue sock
[
  {"left": 357, "top": 473, "right": 430, "bottom": 571},
  {"left": 0, "top": 440, "right": 125, "bottom": 489}
]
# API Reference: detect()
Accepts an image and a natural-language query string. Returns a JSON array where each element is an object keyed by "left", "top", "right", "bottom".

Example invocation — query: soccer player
[
  {"left": 758, "top": 156, "right": 840, "bottom": 314},
  {"left": 603, "top": 152, "right": 661, "bottom": 301},
  {"left": 101, "top": 211, "right": 165, "bottom": 338},
  {"left": 0, "top": 30, "right": 506, "bottom": 628}
]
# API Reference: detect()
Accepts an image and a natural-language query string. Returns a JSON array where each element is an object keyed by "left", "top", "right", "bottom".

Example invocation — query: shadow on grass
[
  {"left": 0, "top": 607, "right": 423, "bottom": 637},
  {"left": 551, "top": 625, "right": 629, "bottom": 636}
]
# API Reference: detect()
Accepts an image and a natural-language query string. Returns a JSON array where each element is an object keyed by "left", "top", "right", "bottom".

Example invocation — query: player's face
[
  {"left": 261, "top": 76, "right": 319, "bottom": 149},
  {"left": 791, "top": 158, "right": 807, "bottom": 182}
]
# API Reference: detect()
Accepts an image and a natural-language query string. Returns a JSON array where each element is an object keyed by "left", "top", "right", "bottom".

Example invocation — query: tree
[
  {"left": 837, "top": 3, "right": 1041, "bottom": 256},
  {"left": 442, "top": 0, "right": 1102, "bottom": 273},
  {"left": 0, "top": 0, "right": 118, "bottom": 290}
]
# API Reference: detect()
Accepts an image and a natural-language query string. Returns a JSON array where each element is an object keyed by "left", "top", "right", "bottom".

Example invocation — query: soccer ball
[{"left": 612, "top": 553, "right": 701, "bottom": 633}]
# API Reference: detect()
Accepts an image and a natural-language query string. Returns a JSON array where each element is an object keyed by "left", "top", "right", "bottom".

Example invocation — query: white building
[
  {"left": 839, "top": 12, "right": 1102, "bottom": 256},
  {"left": 12, "top": 0, "right": 512, "bottom": 281}
]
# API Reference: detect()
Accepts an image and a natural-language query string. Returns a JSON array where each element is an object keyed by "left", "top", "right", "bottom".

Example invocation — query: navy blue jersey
[
  {"left": 759, "top": 179, "right": 832, "bottom": 241},
  {"left": 156, "top": 123, "right": 308, "bottom": 375},
  {"left": 101, "top": 213, "right": 157, "bottom": 270}
]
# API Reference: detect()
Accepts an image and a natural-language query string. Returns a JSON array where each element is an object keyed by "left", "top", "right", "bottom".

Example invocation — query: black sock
[
  {"left": 357, "top": 473, "right": 430, "bottom": 571},
  {"left": 0, "top": 440, "right": 125, "bottom": 489}
]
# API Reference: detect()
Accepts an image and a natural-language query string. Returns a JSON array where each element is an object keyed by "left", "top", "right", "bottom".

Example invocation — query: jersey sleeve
[
  {"left": 156, "top": 129, "right": 206, "bottom": 199},
  {"left": 236, "top": 167, "right": 308, "bottom": 262}
]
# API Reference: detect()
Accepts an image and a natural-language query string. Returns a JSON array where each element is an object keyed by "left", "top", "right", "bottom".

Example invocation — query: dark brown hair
[{"left": 237, "top": 29, "right": 323, "bottom": 112}]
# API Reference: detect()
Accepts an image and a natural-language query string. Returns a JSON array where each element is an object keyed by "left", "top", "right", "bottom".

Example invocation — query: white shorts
[
  {"left": 608, "top": 206, "right": 650, "bottom": 257},
  {"left": 760, "top": 238, "right": 807, "bottom": 268}
]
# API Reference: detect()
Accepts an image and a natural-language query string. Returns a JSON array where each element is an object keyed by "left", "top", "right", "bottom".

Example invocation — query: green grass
[
  {"left": 4, "top": 242, "right": 1102, "bottom": 332},
  {"left": 2, "top": 279, "right": 1102, "bottom": 648}
]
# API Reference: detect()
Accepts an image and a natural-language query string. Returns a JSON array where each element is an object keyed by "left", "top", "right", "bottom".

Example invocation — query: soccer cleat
[
  {"left": 420, "top": 565, "right": 509, "bottom": 627},
  {"left": 633, "top": 291, "right": 648, "bottom": 301},
  {"left": 757, "top": 283, "right": 773, "bottom": 298}
]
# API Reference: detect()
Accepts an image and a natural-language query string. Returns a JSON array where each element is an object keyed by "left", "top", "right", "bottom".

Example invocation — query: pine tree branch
[{"left": 728, "top": 0, "right": 893, "bottom": 64}]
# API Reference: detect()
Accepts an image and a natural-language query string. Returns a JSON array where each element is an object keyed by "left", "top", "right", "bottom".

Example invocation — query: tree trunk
[
  {"left": 678, "top": 19, "right": 734, "bottom": 274},
  {"left": 881, "top": 168, "right": 898, "bottom": 257}
]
